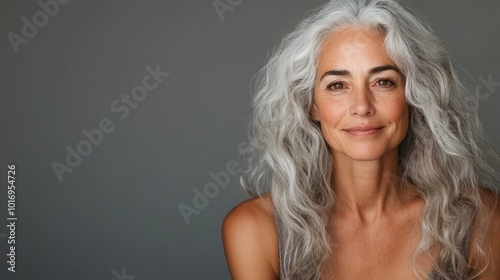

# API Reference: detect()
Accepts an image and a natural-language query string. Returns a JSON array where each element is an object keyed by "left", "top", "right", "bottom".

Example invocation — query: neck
[{"left": 331, "top": 147, "right": 412, "bottom": 223}]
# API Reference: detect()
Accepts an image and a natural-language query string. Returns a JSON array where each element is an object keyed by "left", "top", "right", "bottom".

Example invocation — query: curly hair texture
[{"left": 239, "top": 0, "right": 500, "bottom": 279}]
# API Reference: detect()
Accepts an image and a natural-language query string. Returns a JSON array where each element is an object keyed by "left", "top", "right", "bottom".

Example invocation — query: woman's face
[{"left": 311, "top": 28, "right": 409, "bottom": 161}]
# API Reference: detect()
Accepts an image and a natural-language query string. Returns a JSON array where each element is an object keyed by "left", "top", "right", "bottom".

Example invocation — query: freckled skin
[{"left": 311, "top": 28, "right": 409, "bottom": 161}]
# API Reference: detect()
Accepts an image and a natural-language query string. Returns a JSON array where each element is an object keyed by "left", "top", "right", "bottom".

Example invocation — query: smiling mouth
[{"left": 343, "top": 125, "right": 384, "bottom": 136}]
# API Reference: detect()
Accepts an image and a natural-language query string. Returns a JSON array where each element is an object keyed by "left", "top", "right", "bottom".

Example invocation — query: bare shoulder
[
  {"left": 224, "top": 194, "right": 275, "bottom": 222},
  {"left": 222, "top": 194, "right": 276, "bottom": 240},
  {"left": 221, "top": 194, "right": 279, "bottom": 280},
  {"left": 478, "top": 187, "right": 500, "bottom": 227},
  {"left": 475, "top": 187, "right": 500, "bottom": 279}
]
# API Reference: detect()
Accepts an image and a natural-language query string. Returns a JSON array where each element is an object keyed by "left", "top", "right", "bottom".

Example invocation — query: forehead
[{"left": 316, "top": 27, "right": 395, "bottom": 70}]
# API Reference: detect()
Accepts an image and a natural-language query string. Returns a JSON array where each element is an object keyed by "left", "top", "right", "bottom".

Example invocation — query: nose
[{"left": 350, "top": 85, "right": 374, "bottom": 116}]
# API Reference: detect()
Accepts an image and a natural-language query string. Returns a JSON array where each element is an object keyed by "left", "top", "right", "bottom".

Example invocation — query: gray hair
[{"left": 240, "top": 0, "right": 500, "bottom": 279}]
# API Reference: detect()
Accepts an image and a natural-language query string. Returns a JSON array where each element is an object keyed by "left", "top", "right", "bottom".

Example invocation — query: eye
[
  {"left": 326, "top": 81, "right": 346, "bottom": 91},
  {"left": 375, "top": 78, "right": 396, "bottom": 88}
]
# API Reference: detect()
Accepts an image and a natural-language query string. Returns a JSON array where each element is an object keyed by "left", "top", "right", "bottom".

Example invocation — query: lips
[{"left": 343, "top": 125, "right": 384, "bottom": 136}]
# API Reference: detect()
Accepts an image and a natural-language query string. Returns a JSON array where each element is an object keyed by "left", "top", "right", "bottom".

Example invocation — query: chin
[{"left": 332, "top": 146, "right": 392, "bottom": 161}]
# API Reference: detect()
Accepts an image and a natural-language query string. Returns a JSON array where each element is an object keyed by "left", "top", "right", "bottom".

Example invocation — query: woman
[{"left": 222, "top": 0, "right": 500, "bottom": 279}]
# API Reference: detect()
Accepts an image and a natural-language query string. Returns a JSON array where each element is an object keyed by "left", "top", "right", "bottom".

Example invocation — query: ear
[{"left": 310, "top": 102, "right": 320, "bottom": 121}]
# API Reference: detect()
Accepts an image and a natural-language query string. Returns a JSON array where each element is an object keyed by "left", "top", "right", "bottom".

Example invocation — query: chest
[{"left": 320, "top": 218, "right": 434, "bottom": 280}]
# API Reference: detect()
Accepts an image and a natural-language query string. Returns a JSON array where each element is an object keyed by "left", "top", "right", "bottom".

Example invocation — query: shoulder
[
  {"left": 222, "top": 194, "right": 277, "bottom": 241},
  {"left": 221, "top": 194, "right": 279, "bottom": 280},
  {"left": 478, "top": 187, "right": 500, "bottom": 231},
  {"left": 481, "top": 187, "right": 500, "bottom": 244},
  {"left": 223, "top": 193, "right": 275, "bottom": 225},
  {"left": 474, "top": 187, "right": 500, "bottom": 279}
]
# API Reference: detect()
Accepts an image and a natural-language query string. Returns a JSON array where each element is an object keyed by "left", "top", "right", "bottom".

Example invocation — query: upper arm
[{"left": 221, "top": 198, "right": 278, "bottom": 280}]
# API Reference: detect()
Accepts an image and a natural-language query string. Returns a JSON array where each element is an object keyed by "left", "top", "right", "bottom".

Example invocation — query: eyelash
[
  {"left": 326, "top": 81, "right": 347, "bottom": 91},
  {"left": 326, "top": 78, "right": 397, "bottom": 91},
  {"left": 375, "top": 78, "right": 397, "bottom": 87}
]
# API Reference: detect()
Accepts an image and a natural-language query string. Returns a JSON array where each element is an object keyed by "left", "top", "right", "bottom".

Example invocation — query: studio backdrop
[{"left": 0, "top": 0, "right": 499, "bottom": 279}]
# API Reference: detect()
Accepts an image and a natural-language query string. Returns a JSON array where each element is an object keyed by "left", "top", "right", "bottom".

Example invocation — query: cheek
[
  {"left": 389, "top": 101, "right": 406, "bottom": 117},
  {"left": 316, "top": 100, "right": 345, "bottom": 127},
  {"left": 315, "top": 100, "right": 347, "bottom": 147},
  {"left": 385, "top": 97, "right": 409, "bottom": 132}
]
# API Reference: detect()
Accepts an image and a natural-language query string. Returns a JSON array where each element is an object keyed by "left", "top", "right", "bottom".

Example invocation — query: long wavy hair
[{"left": 239, "top": 0, "right": 500, "bottom": 279}]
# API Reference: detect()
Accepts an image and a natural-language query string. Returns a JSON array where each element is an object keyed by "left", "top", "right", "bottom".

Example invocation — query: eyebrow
[{"left": 319, "top": 65, "right": 403, "bottom": 81}]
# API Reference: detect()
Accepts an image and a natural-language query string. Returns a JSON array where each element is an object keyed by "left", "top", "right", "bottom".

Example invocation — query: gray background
[{"left": 0, "top": 0, "right": 499, "bottom": 279}]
